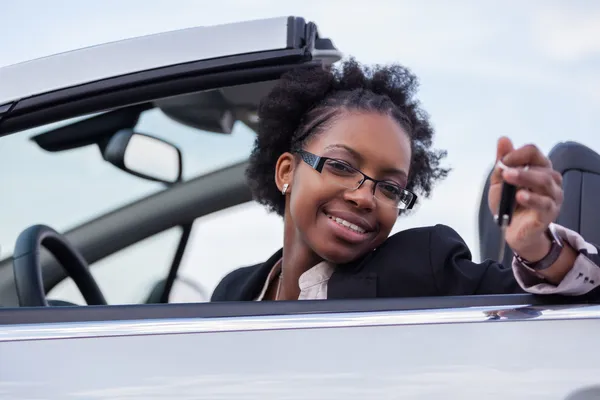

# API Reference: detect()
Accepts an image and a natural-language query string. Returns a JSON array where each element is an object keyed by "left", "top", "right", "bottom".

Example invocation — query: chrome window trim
[{"left": 2, "top": 304, "right": 599, "bottom": 342}]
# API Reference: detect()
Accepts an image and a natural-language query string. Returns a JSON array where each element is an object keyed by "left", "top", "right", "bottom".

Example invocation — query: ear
[{"left": 275, "top": 152, "right": 296, "bottom": 194}]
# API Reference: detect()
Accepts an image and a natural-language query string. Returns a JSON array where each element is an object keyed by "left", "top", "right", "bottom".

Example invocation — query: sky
[{"left": 1, "top": 0, "right": 599, "bottom": 304}]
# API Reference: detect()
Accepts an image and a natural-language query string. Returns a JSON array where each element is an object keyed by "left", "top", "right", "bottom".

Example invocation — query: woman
[{"left": 211, "top": 59, "right": 600, "bottom": 302}]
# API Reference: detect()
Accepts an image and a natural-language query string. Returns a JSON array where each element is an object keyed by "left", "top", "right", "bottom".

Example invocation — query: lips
[{"left": 323, "top": 209, "right": 375, "bottom": 233}]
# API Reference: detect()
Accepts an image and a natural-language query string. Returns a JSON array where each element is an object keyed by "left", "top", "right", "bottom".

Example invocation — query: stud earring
[{"left": 282, "top": 183, "right": 289, "bottom": 195}]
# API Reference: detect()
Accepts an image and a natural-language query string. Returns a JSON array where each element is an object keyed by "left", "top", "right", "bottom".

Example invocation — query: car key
[{"left": 494, "top": 160, "right": 518, "bottom": 262}]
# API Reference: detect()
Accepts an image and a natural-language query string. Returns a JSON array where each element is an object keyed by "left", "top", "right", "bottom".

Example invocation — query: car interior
[{"left": 0, "top": 81, "right": 276, "bottom": 307}]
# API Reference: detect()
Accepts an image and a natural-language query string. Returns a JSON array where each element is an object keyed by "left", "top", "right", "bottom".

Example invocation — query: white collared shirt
[{"left": 255, "top": 259, "right": 335, "bottom": 301}]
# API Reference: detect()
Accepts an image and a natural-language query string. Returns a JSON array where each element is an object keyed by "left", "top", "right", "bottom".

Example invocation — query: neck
[{"left": 278, "top": 218, "right": 322, "bottom": 300}]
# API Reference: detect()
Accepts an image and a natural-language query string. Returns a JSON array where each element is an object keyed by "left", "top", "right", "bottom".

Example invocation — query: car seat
[{"left": 478, "top": 141, "right": 600, "bottom": 267}]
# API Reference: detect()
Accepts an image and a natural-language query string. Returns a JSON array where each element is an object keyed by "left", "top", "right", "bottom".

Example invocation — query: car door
[
  {"left": 2, "top": 297, "right": 600, "bottom": 398},
  {"left": 2, "top": 16, "right": 600, "bottom": 400}
]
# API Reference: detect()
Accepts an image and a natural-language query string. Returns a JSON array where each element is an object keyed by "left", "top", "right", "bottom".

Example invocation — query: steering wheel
[{"left": 12, "top": 224, "right": 107, "bottom": 307}]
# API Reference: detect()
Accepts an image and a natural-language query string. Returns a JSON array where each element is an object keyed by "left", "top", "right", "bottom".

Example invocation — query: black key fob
[{"left": 497, "top": 181, "right": 517, "bottom": 226}]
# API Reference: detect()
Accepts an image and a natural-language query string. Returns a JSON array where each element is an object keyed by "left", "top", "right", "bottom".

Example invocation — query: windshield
[{"left": 0, "top": 101, "right": 256, "bottom": 258}]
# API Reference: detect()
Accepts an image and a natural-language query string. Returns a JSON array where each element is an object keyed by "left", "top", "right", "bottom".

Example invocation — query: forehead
[{"left": 307, "top": 111, "right": 411, "bottom": 169}]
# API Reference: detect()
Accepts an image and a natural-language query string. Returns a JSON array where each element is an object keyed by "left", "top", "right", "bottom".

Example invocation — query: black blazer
[
  {"left": 211, "top": 224, "right": 535, "bottom": 301},
  {"left": 212, "top": 224, "right": 600, "bottom": 301}
]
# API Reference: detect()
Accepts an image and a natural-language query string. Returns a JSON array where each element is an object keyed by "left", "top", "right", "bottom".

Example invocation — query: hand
[{"left": 488, "top": 137, "right": 563, "bottom": 261}]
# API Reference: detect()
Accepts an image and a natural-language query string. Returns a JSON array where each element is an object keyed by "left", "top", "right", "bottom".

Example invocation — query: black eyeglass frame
[{"left": 296, "top": 149, "right": 417, "bottom": 210}]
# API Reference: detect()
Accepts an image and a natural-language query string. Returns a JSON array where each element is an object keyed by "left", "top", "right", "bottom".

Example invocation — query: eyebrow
[
  {"left": 323, "top": 144, "right": 408, "bottom": 179},
  {"left": 323, "top": 144, "right": 363, "bottom": 161}
]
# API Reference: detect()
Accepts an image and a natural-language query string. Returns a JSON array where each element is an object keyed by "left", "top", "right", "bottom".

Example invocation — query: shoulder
[
  {"left": 368, "top": 224, "right": 473, "bottom": 270},
  {"left": 380, "top": 224, "right": 468, "bottom": 252},
  {"left": 211, "top": 248, "right": 283, "bottom": 302},
  {"left": 346, "top": 224, "right": 472, "bottom": 297},
  {"left": 363, "top": 224, "right": 498, "bottom": 297},
  {"left": 210, "top": 264, "right": 261, "bottom": 302},
  {"left": 356, "top": 223, "right": 470, "bottom": 269}
]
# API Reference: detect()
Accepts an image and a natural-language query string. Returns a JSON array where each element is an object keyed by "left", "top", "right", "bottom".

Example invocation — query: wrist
[
  {"left": 512, "top": 234, "right": 552, "bottom": 263},
  {"left": 512, "top": 225, "right": 578, "bottom": 284}
]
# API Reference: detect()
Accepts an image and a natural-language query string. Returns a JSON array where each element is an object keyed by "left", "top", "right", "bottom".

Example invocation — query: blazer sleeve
[
  {"left": 510, "top": 223, "right": 600, "bottom": 296},
  {"left": 429, "top": 224, "right": 523, "bottom": 295},
  {"left": 210, "top": 266, "right": 254, "bottom": 301},
  {"left": 429, "top": 224, "right": 600, "bottom": 298}
]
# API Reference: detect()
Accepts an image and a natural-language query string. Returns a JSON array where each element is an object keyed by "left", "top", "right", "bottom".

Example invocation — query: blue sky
[{"left": 1, "top": 0, "right": 599, "bottom": 303}]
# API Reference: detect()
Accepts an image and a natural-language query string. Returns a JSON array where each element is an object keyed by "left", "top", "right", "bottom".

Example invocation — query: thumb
[
  {"left": 490, "top": 136, "right": 515, "bottom": 184},
  {"left": 496, "top": 136, "right": 514, "bottom": 163}
]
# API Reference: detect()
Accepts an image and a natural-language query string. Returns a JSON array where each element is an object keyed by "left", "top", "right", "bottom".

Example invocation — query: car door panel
[{"left": 2, "top": 304, "right": 600, "bottom": 399}]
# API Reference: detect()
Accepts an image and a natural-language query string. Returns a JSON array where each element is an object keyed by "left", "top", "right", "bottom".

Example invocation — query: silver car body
[{"left": 1, "top": 16, "right": 599, "bottom": 400}]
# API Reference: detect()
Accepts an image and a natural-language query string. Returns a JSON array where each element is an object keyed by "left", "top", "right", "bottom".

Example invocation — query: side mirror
[{"left": 102, "top": 129, "right": 182, "bottom": 184}]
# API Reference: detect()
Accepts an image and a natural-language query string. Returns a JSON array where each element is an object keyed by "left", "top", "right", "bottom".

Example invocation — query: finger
[
  {"left": 496, "top": 136, "right": 514, "bottom": 163},
  {"left": 516, "top": 189, "right": 558, "bottom": 216},
  {"left": 502, "top": 166, "right": 563, "bottom": 201},
  {"left": 502, "top": 143, "right": 551, "bottom": 169},
  {"left": 490, "top": 137, "right": 515, "bottom": 184}
]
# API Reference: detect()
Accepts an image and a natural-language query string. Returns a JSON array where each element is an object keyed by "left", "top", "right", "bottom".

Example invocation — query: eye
[
  {"left": 324, "top": 159, "right": 356, "bottom": 175},
  {"left": 378, "top": 182, "right": 402, "bottom": 199}
]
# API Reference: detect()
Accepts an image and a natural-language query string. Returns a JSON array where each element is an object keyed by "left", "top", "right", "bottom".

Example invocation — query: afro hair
[{"left": 246, "top": 58, "right": 449, "bottom": 216}]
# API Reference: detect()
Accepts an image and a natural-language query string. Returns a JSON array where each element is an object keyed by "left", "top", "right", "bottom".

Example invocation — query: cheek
[
  {"left": 377, "top": 209, "right": 398, "bottom": 235},
  {"left": 288, "top": 172, "right": 341, "bottom": 230},
  {"left": 288, "top": 173, "right": 325, "bottom": 223}
]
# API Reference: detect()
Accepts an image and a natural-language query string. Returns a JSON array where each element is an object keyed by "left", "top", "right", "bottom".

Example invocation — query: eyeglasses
[{"left": 296, "top": 149, "right": 417, "bottom": 210}]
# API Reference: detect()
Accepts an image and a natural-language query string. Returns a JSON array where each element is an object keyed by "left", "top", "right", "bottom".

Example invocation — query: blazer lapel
[
  {"left": 232, "top": 247, "right": 379, "bottom": 301},
  {"left": 327, "top": 251, "right": 378, "bottom": 299}
]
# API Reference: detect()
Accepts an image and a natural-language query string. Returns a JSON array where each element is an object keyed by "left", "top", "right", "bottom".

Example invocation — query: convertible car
[{"left": 1, "top": 16, "right": 600, "bottom": 399}]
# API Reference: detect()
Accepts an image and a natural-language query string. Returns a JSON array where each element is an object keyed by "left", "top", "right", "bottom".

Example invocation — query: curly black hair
[{"left": 246, "top": 58, "right": 450, "bottom": 216}]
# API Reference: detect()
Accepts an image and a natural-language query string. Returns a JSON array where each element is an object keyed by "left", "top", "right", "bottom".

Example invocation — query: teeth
[{"left": 326, "top": 214, "right": 366, "bottom": 234}]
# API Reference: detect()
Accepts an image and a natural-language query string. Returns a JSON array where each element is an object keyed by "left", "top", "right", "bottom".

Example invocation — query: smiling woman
[
  {"left": 211, "top": 58, "right": 600, "bottom": 303},
  {"left": 282, "top": 112, "right": 416, "bottom": 265}
]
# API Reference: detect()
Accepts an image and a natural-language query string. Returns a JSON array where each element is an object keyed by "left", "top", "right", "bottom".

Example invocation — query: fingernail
[
  {"left": 521, "top": 191, "right": 530, "bottom": 201},
  {"left": 504, "top": 168, "right": 518, "bottom": 179}
]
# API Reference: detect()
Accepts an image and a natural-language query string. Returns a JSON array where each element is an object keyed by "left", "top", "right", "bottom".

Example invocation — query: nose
[{"left": 343, "top": 180, "right": 377, "bottom": 210}]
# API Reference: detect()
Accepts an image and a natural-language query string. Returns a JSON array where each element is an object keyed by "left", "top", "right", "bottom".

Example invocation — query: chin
[{"left": 315, "top": 243, "right": 369, "bottom": 265}]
